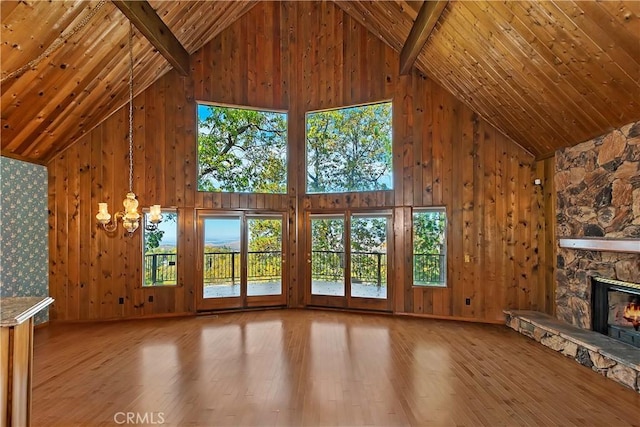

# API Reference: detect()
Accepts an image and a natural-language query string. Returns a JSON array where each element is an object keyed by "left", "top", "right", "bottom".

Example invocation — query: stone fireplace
[
  {"left": 555, "top": 121, "right": 640, "bottom": 330},
  {"left": 505, "top": 122, "right": 639, "bottom": 393}
]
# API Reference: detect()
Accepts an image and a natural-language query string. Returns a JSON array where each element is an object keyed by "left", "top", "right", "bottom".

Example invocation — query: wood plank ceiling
[
  {"left": 337, "top": 0, "right": 640, "bottom": 158},
  {"left": 1, "top": 0, "right": 257, "bottom": 162},
  {"left": 2, "top": 1, "right": 639, "bottom": 162}
]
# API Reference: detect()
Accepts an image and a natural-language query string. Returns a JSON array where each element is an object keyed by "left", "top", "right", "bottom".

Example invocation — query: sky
[
  {"left": 204, "top": 218, "right": 241, "bottom": 242},
  {"left": 150, "top": 216, "right": 241, "bottom": 246}
]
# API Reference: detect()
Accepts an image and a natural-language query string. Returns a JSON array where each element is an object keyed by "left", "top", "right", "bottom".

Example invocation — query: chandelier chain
[
  {"left": 128, "top": 22, "right": 134, "bottom": 194},
  {"left": 1, "top": 0, "right": 107, "bottom": 83}
]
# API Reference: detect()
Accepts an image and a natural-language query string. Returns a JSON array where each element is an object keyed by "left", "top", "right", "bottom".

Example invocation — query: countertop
[{"left": 0, "top": 296, "right": 54, "bottom": 326}]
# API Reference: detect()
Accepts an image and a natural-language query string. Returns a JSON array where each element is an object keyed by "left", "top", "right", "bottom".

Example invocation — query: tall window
[
  {"left": 413, "top": 208, "right": 447, "bottom": 287},
  {"left": 197, "top": 104, "right": 287, "bottom": 193},
  {"left": 143, "top": 210, "right": 178, "bottom": 286},
  {"left": 306, "top": 102, "right": 392, "bottom": 193}
]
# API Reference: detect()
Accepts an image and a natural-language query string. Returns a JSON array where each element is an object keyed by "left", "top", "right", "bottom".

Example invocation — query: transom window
[
  {"left": 306, "top": 102, "right": 393, "bottom": 193},
  {"left": 197, "top": 103, "right": 287, "bottom": 193}
]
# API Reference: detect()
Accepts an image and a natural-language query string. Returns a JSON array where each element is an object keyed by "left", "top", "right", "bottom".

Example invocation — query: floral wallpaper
[{"left": 0, "top": 156, "right": 49, "bottom": 323}]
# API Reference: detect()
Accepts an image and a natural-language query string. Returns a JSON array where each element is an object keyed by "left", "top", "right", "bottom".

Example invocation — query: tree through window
[
  {"left": 306, "top": 102, "right": 393, "bottom": 193},
  {"left": 413, "top": 208, "right": 447, "bottom": 286},
  {"left": 197, "top": 104, "right": 287, "bottom": 193}
]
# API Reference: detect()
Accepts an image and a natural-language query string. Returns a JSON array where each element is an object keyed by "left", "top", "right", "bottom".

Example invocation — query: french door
[
  {"left": 307, "top": 211, "right": 392, "bottom": 311},
  {"left": 196, "top": 211, "right": 287, "bottom": 311}
]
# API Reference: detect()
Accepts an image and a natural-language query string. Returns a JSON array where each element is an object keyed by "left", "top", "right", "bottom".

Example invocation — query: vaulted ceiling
[{"left": 2, "top": 1, "right": 639, "bottom": 163}]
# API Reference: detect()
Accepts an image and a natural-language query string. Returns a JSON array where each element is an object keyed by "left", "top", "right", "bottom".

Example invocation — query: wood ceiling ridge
[
  {"left": 112, "top": 0, "right": 190, "bottom": 76},
  {"left": 3, "top": 0, "right": 639, "bottom": 161},
  {"left": 399, "top": 0, "right": 447, "bottom": 75}
]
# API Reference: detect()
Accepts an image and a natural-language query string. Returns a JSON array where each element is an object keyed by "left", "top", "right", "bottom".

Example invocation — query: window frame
[
  {"left": 304, "top": 100, "right": 393, "bottom": 195},
  {"left": 411, "top": 207, "right": 447, "bottom": 288},
  {"left": 142, "top": 208, "right": 179, "bottom": 287},
  {"left": 196, "top": 101, "right": 288, "bottom": 194}
]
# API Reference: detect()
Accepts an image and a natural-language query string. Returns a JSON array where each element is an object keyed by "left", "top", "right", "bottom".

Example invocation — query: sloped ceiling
[
  {"left": 2, "top": 1, "right": 639, "bottom": 163},
  {"left": 336, "top": 0, "right": 640, "bottom": 158},
  {"left": 1, "top": 0, "right": 257, "bottom": 162}
]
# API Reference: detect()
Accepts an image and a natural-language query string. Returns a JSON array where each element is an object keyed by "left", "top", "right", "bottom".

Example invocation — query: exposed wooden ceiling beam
[
  {"left": 112, "top": 0, "right": 190, "bottom": 76},
  {"left": 399, "top": 0, "right": 448, "bottom": 75}
]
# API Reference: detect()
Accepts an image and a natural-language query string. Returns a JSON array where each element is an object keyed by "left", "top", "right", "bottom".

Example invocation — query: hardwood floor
[{"left": 32, "top": 309, "right": 639, "bottom": 426}]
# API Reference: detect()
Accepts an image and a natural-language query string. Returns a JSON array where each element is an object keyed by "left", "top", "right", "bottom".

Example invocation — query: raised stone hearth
[{"left": 505, "top": 310, "right": 639, "bottom": 393}]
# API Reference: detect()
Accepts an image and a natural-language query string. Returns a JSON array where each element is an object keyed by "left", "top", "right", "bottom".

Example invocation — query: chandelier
[{"left": 96, "top": 24, "right": 162, "bottom": 235}]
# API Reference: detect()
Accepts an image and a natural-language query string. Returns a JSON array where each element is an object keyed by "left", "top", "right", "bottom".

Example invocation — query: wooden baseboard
[
  {"left": 47, "top": 309, "right": 506, "bottom": 325},
  {"left": 50, "top": 312, "right": 196, "bottom": 324},
  {"left": 396, "top": 312, "right": 506, "bottom": 325},
  {"left": 305, "top": 305, "right": 393, "bottom": 316}
]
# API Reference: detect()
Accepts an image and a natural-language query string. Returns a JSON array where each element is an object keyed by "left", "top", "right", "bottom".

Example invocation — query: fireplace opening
[{"left": 591, "top": 277, "right": 640, "bottom": 348}]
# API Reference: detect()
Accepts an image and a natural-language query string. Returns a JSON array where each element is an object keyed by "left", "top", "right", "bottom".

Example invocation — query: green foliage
[
  {"left": 247, "top": 219, "right": 282, "bottom": 281},
  {"left": 311, "top": 219, "right": 344, "bottom": 252},
  {"left": 197, "top": 105, "right": 287, "bottom": 193},
  {"left": 350, "top": 217, "right": 386, "bottom": 252},
  {"left": 248, "top": 218, "right": 282, "bottom": 252},
  {"left": 309, "top": 217, "right": 388, "bottom": 284},
  {"left": 412, "top": 211, "right": 446, "bottom": 285},
  {"left": 307, "top": 103, "right": 392, "bottom": 193},
  {"left": 413, "top": 211, "right": 446, "bottom": 255}
]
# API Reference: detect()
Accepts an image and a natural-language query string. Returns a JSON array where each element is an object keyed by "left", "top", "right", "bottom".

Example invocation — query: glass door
[
  {"left": 246, "top": 216, "right": 284, "bottom": 299},
  {"left": 307, "top": 211, "right": 391, "bottom": 311},
  {"left": 197, "top": 211, "right": 286, "bottom": 311},
  {"left": 350, "top": 215, "right": 388, "bottom": 300},
  {"left": 310, "top": 215, "right": 346, "bottom": 300}
]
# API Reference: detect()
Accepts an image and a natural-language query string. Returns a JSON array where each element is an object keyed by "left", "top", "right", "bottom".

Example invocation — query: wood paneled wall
[
  {"left": 47, "top": 1, "right": 540, "bottom": 322},
  {"left": 394, "top": 73, "right": 540, "bottom": 322},
  {"left": 534, "top": 157, "right": 556, "bottom": 316}
]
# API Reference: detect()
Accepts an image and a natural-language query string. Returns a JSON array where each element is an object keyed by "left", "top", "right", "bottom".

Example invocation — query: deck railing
[
  {"left": 144, "top": 253, "right": 177, "bottom": 285},
  {"left": 144, "top": 251, "right": 445, "bottom": 286}
]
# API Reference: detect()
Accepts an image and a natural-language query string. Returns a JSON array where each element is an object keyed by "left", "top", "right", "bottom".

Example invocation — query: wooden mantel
[{"left": 559, "top": 238, "right": 640, "bottom": 254}]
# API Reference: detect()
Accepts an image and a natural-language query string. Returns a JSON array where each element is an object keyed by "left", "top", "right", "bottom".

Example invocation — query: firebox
[{"left": 591, "top": 277, "right": 640, "bottom": 348}]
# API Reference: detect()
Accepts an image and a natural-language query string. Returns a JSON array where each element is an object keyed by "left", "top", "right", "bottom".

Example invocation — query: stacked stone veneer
[
  {"left": 555, "top": 121, "right": 640, "bottom": 329},
  {"left": 506, "top": 311, "right": 639, "bottom": 393}
]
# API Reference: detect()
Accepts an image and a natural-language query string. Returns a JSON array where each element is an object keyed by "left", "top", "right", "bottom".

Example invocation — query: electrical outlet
[
  {"left": 148, "top": 295, "right": 154, "bottom": 303},
  {"left": 465, "top": 298, "right": 471, "bottom": 306},
  {"left": 118, "top": 297, "right": 124, "bottom": 304},
  {"left": 464, "top": 254, "right": 470, "bottom": 263}
]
